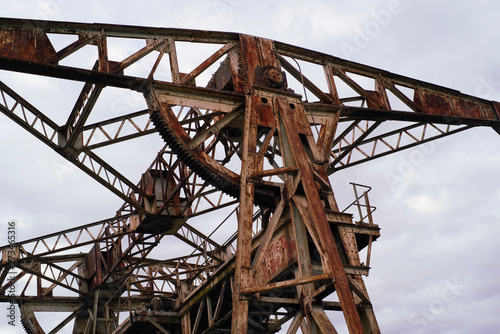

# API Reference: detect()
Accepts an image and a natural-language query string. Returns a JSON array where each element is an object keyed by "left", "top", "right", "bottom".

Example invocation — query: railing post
[
  {"left": 351, "top": 182, "right": 364, "bottom": 224},
  {"left": 364, "top": 188, "right": 374, "bottom": 226}
]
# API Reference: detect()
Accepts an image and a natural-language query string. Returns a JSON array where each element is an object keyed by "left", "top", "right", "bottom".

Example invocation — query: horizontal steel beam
[{"left": 0, "top": 17, "right": 240, "bottom": 43}]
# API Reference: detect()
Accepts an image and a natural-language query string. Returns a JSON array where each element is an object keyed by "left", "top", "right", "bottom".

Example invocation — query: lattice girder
[{"left": 1, "top": 17, "right": 499, "bottom": 334}]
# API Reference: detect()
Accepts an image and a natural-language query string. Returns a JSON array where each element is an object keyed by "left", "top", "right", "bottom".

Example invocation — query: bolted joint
[
  {"left": 255, "top": 66, "right": 287, "bottom": 89},
  {"left": 299, "top": 294, "right": 314, "bottom": 316},
  {"left": 263, "top": 67, "right": 286, "bottom": 88}
]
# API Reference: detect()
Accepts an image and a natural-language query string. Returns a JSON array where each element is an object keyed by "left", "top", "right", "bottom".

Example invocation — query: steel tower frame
[{"left": 0, "top": 18, "right": 499, "bottom": 333}]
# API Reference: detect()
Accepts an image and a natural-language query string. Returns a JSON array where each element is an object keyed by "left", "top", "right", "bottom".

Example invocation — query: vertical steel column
[
  {"left": 275, "top": 97, "right": 365, "bottom": 333},
  {"left": 278, "top": 104, "right": 320, "bottom": 333},
  {"left": 231, "top": 94, "right": 260, "bottom": 333}
]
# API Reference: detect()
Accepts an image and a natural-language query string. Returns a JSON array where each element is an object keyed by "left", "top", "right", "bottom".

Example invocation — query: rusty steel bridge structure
[{"left": 0, "top": 18, "right": 499, "bottom": 333}]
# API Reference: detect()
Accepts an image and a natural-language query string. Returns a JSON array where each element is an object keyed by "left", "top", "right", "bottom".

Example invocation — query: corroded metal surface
[{"left": 0, "top": 17, "right": 498, "bottom": 333}]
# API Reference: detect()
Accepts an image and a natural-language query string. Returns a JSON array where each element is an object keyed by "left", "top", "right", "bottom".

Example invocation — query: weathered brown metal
[
  {"left": 0, "top": 29, "right": 55, "bottom": 62},
  {"left": 275, "top": 96, "right": 365, "bottom": 332},
  {"left": 0, "top": 17, "right": 499, "bottom": 333}
]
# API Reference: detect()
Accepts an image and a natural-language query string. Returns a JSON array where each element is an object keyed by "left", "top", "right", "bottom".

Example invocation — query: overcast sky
[{"left": 1, "top": 1, "right": 500, "bottom": 333}]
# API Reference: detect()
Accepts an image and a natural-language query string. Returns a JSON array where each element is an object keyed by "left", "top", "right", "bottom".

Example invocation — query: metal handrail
[{"left": 342, "top": 182, "right": 376, "bottom": 225}]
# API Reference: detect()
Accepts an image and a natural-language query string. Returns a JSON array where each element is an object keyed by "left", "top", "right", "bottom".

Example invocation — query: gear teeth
[
  {"left": 151, "top": 110, "right": 275, "bottom": 208},
  {"left": 21, "top": 317, "right": 34, "bottom": 334}
]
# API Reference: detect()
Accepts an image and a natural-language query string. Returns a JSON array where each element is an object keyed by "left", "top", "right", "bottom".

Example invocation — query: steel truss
[{"left": 0, "top": 17, "right": 499, "bottom": 333}]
